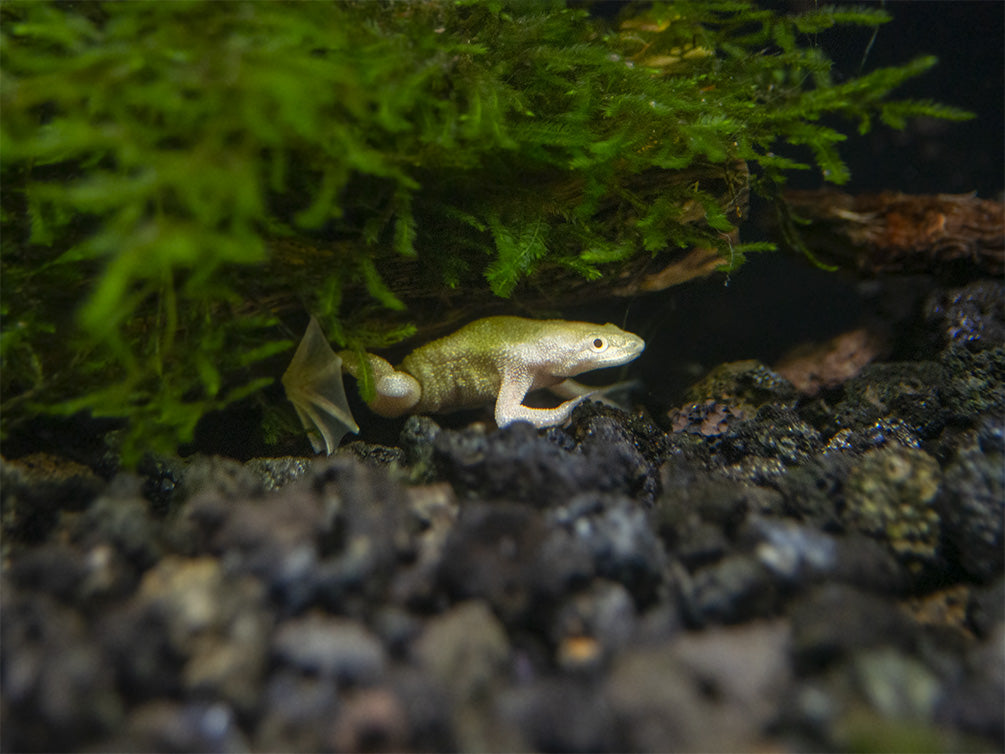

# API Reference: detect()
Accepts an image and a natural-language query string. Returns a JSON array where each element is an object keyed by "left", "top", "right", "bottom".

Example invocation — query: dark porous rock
[
  {"left": 608, "top": 620, "right": 791, "bottom": 752},
  {"left": 273, "top": 612, "right": 386, "bottom": 685},
  {"left": 565, "top": 400, "right": 673, "bottom": 498},
  {"left": 824, "top": 361, "right": 949, "bottom": 440},
  {"left": 685, "top": 360, "right": 799, "bottom": 412},
  {"left": 968, "top": 577, "right": 1005, "bottom": 639},
  {"left": 255, "top": 670, "right": 339, "bottom": 752},
  {"left": 842, "top": 445, "right": 943, "bottom": 570},
  {"left": 655, "top": 461, "right": 781, "bottom": 564},
  {"left": 1, "top": 453, "right": 106, "bottom": 545},
  {"left": 413, "top": 601, "right": 510, "bottom": 702},
  {"left": 714, "top": 405, "right": 823, "bottom": 467},
  {"left": 743, "top": 516, "right": 839, "bottom": 588},
  {"left": 113, "top": 556, "right": 270, "bottom": 713},
  {"left": 849, "top": 646, "right": 943, "bottom": 721},
  {"left": 98, "top": 700, "right": 248, "bottom": 753},
  {"left": 433, "top": 411, "right": 660, "bottom": 508},
  {"left": 682, "top": 555, "right": 780, "bottom": 626},
  {"left": 1, "top": 591, "right": 124, "bottom": 752},
  {"left": 243, "top": 455, "right": 312, "bottom": 491},
  {"left": 433, "top": 422, "right": 570, "bottom": 505},
  {"left": 413, "top": 601, "right": 517, "bottom": 752},
  {"left": 175, "top": 486, "right": 327, "bottom": 610},
  {"left": 790, "top": 584, "right": 917, "bottom": 674},
  {"left": 775, "top": 452, "right": 857, "bottom": 530},
  {"left": 925, "top": 279, "right": 1005, "bottom": 352},
  {"left": 5, "top": 543, "right": 91, "bottom": 604},
  {"left": 336, "top": 440, "right": 408, "bottom": 469},
  {"left": 389, "top": 483, "right": 459, "bottom": 609},
  {"left": 438, "top": 502, "right": 592, "bottom": 623},
  {"left": 668, "top": 399, "right": 750, "bottom": 437},
  {"left": 384, "top": 668, "right": 454, "bottom": 752},
  {"left": 137, "top": 453, "right": 188, "bottom": 515},
  {"left": 173, "top": 456, "right": 412, "bottom": 613},
  {"left": 937, "top": 442, "right": 1004, "bottom": 581},
  {"left": 939, "top": 345, "right": 1005, "bottom": 425},
  {"left": 178, "top": 454, "right": 265, "bottom": 502},
  {"left": 500, "top": 677, "right": 618, "bottom": 753},
  {"left": 398, "top": 415, "right": 442, "bottom": 478},
  {"left": 550, "top": 493, "right": 668, "bottom": 606},
  {"left": 741, "top": 516, "right": 909, "bottom": 594},
  {"left": 976, "top": 413, "right": 1005, "bottom": 454},
  {"left": 551, "top": 580, "right": 637, "bottom": 663},
  {"left": 816, "top": 418, "right": 923, "bottom": 455},
  {"left": 327, "top": 686, "right": 411, "bottom": 753},
  {"left": 935, "top": 622, "right": 1005, "bottom": 744},
  {"left": 311, "top": 458, "right": 412, "bottom": 607},
  {"left": 73, "top": 476, "right": 160, "bottom": 571}
]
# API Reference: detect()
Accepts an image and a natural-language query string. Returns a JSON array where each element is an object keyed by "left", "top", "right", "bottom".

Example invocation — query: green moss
[{"left": 0, "top": 1, "right": 972, "bottom": 461}]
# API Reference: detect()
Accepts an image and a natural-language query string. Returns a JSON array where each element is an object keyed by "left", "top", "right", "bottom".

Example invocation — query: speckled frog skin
[{"left": 282, "top": 316, "right": 645, "bottom": 455}]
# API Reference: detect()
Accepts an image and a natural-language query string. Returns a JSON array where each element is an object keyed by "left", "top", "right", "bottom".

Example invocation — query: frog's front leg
[{"left": 495, "top": 369, "right": 586, "bottom": 429}]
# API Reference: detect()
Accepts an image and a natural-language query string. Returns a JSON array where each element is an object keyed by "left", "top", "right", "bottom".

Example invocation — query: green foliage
[{"left": 0, "top": 0, "right": 971, "bottom": 460}]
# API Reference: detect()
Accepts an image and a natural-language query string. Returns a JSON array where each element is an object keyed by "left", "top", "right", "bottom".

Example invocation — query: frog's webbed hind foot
[{"left": 282, "top": 316, "right": 359, "bottom": 455}]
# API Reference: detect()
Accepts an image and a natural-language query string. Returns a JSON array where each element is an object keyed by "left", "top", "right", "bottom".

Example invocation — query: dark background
[{"left": 609, "top": 0, "right": 1004, "bottom": 408}]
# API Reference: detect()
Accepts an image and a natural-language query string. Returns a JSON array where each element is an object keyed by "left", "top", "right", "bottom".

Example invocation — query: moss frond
[{"left": 0, "top": 0, "right": 971, "bottom": 459}]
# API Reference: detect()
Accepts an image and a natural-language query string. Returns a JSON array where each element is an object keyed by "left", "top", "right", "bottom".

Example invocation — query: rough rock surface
[{"left": 2, "top": 279, "right": 1003, "bottom": 753}]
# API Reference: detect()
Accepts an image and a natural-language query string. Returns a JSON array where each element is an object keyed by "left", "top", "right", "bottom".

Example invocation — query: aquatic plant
[{"left": 0, "top": 1, "right": 971, "bottom": 461}]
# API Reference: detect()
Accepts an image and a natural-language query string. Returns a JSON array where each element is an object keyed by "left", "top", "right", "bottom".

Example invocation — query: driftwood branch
[{"left": 783, "top": 189, "right": 1004, "bottom": 277}]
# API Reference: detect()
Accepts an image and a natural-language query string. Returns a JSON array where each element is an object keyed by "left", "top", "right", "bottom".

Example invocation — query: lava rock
[
  {"left": 98, "top": 700, "right": 248, "bottom": 753},
  {"left": 924, "top": 279, "right": 1005, "bottom": 352},
  {"left": 243, "top": 456, "right": 312, "bottom": 490},
  {"left": 842, "top": 445, "right": 943, "bottom": 569},
  {"left": 1, "top": 453, "right": 106, "bottom": 544},
  {"left": 790, "top": 584, "right": 917, "bottom": 673},
  {"left": 774, "top": 452, "right": 857, "bottom": 530},
  {"left": 682, "top": 554, "right": 780, "bottom": 625},
  {"left": 939, "top": 345, "right": 1005, "bottom": 426},
  {"left": 714, "top": 405, "right": 823, "bottom": 467},
  {"left": 607, "top": 620, "right": 791, "bottom": 752},
  {"left": 937, "top": 444, "right": 1004, "bottom": 581},
  {"left": 337, "top": 441, "right": 408, "bottom": 469},
  {"left": 1, "top": 591, "right": 124, "bottom": 752},
  {"left": 4, "top": 543, "right": 91, "bottom": 604},
  {"left": 551, "top": 580, "right": 637, "bottom": 667},
  {"left": 413, "top": 601, "right": 510, "bottom": 702},
  {"left": 438, "top": 502, "right": 592, "bottom": 623},
  {"left": 935, "top": 622, "right": 1005, "bottom": 743},
  {"left": 254, "top": 671, "right": 339, "bottom": 752},
  {"left": 684, "top": 360, "right": 799, "bottom": 411},
  {"left": 433, "top": 410, "right": 663, "bottom": 508},
  {"left": 824, "top": 362, "right": 949, "bottom": 440},
  {"left": 500, "top": 677, "right": 618, "bottom": 753},
  {"left": 550, "top": 493, "right": 668, "bottom": 606},
  {"left": 178, "top": 454, "right": 264, "bottom": 502},
  {"left": 73, "top": 475, "right": 161, "bottom": 570},
  {"left": 124, "top": 556, "right": 270, "bottom": 713},
  {"left": 273, "top": 612, "right": 386, "bottom": 685}
]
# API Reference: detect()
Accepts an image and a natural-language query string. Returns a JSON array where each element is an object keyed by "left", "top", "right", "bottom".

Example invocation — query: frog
[{"left": 281, "top": 315, "right": 645, "bottom": 455}]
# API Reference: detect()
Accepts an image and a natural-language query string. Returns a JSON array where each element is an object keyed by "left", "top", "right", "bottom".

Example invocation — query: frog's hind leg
[
  {"left": 340, "top": 351, "right": 421, "bottom": 418},
  {"left": 282, "top": 316, "right": 360, "bottom": 455}
]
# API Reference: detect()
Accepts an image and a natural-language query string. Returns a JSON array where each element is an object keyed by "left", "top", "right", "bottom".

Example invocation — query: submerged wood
[{"left": 783, "top": 189, "right": 1004, "bottom": 277}]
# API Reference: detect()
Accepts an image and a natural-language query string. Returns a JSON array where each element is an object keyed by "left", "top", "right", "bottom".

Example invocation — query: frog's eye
[{"left": 591, "top": 337, "right": 608, "bottom": 352}]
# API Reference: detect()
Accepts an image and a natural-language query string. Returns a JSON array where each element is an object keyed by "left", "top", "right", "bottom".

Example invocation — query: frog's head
[{"left": 552, "top": 321, "right": 645, "bottom": 377}]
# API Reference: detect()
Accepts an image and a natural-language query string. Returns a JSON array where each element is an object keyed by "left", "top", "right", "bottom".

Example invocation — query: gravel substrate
[{"left": 3, "top": 280, "right": 1003, "bottom": 752}]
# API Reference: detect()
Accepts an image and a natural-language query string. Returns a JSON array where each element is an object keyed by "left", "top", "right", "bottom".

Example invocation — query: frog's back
[{"left": 401, "top": 317, "right": 563, "bottom": 412}]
